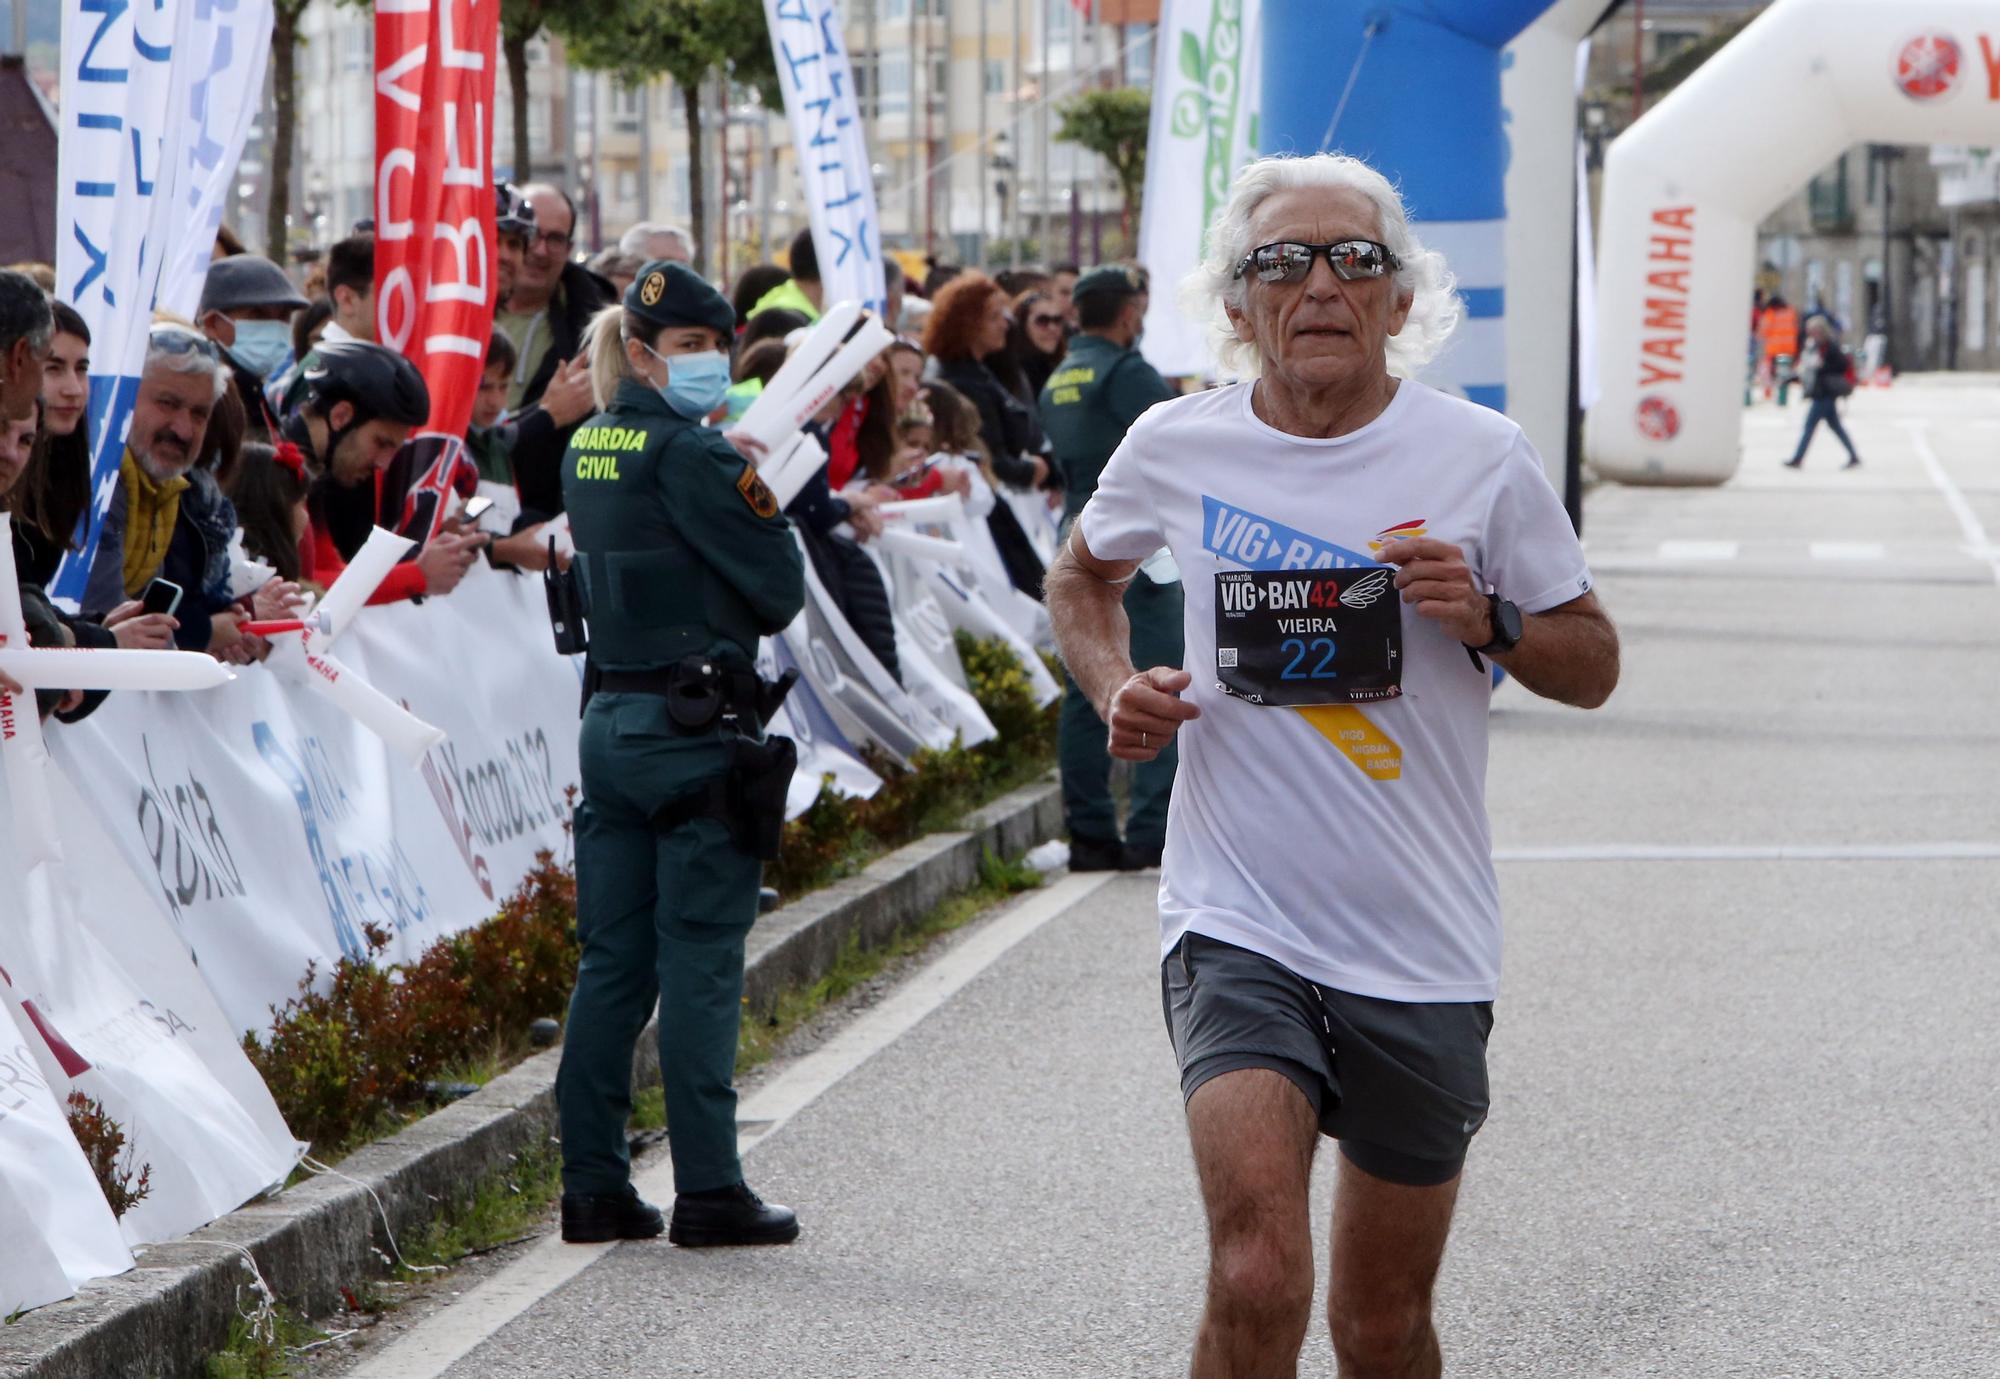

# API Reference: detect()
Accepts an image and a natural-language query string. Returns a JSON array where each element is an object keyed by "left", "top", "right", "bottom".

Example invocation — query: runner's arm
[
  {"left": 1046, "top": 525, "right": 1199, "bottom": 762},
  {"left": 1383, "top": 536, "right": 1618, "bottom": 709}
]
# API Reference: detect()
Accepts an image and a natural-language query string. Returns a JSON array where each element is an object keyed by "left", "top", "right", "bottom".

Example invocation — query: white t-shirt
[{"left": 1078, "top": 379, "right": 1592, "bottom": 1002}]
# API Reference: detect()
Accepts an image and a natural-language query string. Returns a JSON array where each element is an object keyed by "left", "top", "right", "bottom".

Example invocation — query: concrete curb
[{"left": 0, "top": 776, "right": 1064, "bottom": 1379}]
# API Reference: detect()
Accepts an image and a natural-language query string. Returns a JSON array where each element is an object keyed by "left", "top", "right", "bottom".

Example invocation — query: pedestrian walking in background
[{"left": 1784, "top": 316, "right": 1860, "bottom": 470}]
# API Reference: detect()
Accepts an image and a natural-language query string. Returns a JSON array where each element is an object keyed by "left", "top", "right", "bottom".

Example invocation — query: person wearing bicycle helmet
[{"left": 281, "top": 339, "right": 480, "bottom": 599}]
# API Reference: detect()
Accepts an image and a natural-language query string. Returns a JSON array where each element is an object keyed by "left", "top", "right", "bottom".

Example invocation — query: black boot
[
  {"left": 561, "top": 1187, "right": 665, "bottom": 1243},
  {"left": 669, "top": 1181, "right": 800, "bottom": 1247},
  {"left": 1068, "top": 835, "right": 1127, "bottom": 872},
  {"left": 1121, "top": 841, "right": 1164, "bottom": 870}
]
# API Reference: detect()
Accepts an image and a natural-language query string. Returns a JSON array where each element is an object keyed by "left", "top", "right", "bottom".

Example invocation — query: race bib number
[{"left": 1214, "top": 568, "right": 1403, "bottom": 706}]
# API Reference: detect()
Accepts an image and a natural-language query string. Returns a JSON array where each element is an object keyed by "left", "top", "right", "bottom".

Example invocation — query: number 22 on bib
[{"left": 1214, "top": 567, "right": 1403, "bottom": 706}]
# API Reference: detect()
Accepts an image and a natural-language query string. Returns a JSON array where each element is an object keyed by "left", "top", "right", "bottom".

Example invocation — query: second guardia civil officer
[
  {"left": 1039, "top": 266, "right": 1180, "bottom": 870},
  {"left": 555, "top": 260, "right": 805, "bottom": 1247}
]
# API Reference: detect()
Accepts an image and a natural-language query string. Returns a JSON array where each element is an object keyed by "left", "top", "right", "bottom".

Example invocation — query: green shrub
[{"left": 64, "top": 1092, "right": 152, "bottom": 1218}]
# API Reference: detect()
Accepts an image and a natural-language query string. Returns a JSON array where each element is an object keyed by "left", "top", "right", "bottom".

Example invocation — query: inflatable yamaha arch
[
  {"left": 1259, "top": 0, "right": 1601, "bottom": 496},
  {"left": 1592, "top": 0, "right": 2000, "bottom": 485}
]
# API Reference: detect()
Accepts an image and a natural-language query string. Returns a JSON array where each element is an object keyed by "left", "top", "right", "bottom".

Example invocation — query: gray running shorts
[{"left": 1159, "top": 930, "right": 1494, "bottom": 1187}]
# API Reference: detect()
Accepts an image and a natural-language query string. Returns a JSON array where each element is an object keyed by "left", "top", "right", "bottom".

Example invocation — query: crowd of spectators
[{"left": 0, "top": 180, "right": 1135, "bottom": 719}]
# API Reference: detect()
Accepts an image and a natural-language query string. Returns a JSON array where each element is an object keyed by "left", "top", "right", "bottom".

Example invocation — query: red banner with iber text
[{"left": 374, "top": 0, "right": 497, "bottom": 543}]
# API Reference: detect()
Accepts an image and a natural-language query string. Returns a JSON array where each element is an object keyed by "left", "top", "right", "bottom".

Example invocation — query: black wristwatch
[{"left": 1471, "top": 594, "right": 1523, "bottom": 657}]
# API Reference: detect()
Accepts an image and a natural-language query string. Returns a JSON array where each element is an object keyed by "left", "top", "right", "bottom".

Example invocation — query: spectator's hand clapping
[
  {"left": 418, "top": 531, "right": 483, "bottom": 596},
  {"left": 723, "top": 430, "right": 769, "bottom": 466},
  {"left": 251, "top": 579, "right": 306, "bottom": 622},
  {"left": 845, "top": 490, "right": 885, "bottom": 541},
  {"left": 104, "top": 599, "right": 179, "bottom": 650},
  {"left": 208, "top": 609, "right": 268, "bottom": 665},
  {"left": 539, "top": 356, "right": 597, "bottom": 428}
]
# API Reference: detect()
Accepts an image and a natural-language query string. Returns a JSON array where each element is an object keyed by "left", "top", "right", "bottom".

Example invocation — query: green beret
[
  {"left": 1071, "top": 264, "right": 1148, "bottom": 302},
  {"left": 624, "top": 260, "right": 735, "bottom": 339}
]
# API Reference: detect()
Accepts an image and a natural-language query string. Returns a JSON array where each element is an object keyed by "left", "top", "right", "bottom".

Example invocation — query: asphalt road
[{"left": 389, "top": 380, "right": 2000, "bottom": 1378}]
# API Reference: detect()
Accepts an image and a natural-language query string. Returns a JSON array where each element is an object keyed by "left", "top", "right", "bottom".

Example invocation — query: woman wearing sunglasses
[{"left": 1046, "top": 152, "right": 1620, "bottom": 1379}]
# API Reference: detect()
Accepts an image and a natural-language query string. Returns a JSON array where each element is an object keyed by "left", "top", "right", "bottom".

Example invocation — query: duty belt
[{"left": 595, "top": 657, "right": 798, "bottom": 734}]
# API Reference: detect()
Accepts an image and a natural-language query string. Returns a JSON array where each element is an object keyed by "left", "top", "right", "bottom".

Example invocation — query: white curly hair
[{"left": 1180, "top": 152, "right": 1461, "bottom": 381}]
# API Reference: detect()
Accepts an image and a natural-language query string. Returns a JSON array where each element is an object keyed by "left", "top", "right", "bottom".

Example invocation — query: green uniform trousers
[
  {"left": 556, "top": 693, "right": 761, "bottom": 1197},
  {"left": 1060, "top": 574, "right": 1185, "bottom": 851}
]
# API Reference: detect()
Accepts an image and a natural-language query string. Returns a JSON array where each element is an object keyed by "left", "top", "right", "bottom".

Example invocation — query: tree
[
  {"left": 1055, "top": 86, "right": 1152, "bottom": 237},
  {"left": 264, "top": 0, "right": 311, "bottom": 258},
  {"left": 558, "top": 0, "right": 778, "bottom": 275},
  {"left": 499, "top": 0, "right": 607, "bottom": 183}
]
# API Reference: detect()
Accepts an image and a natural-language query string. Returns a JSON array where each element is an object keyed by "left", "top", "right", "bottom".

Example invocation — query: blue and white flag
[
  {"left": 52, "top": 0, "right": 274, "bottom": 604},
  {"left": 761, "top": 0, "right": 886, "bottom": 318}
]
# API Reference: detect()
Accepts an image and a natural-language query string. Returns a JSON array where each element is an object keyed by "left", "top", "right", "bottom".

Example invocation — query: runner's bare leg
[
  {"left": 1187, "top": 1068, "right": 1320, "bottom": 1379},
  {"left": 1326, "top": 1156, "right": 1462, "bottom": 1379}
]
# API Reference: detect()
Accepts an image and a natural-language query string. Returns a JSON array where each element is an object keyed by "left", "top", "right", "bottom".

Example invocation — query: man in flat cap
[
  {"left": 1040, "top": 265, "right": 1181, "bottom": 871},
  {"left": 198, "top": 254, "right": 309, "bottom": 437}
]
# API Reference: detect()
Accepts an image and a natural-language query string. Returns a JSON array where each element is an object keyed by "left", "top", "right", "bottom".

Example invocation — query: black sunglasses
[
  {"left": 1029, "top": 314, "right": 1065, "bottom": 328},
  {"left": 1234, "top": 239, "right": 1402, "bottom": 285}
]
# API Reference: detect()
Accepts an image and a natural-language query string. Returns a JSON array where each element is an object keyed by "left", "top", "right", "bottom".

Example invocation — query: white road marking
[
  {"left": 1808, "top": 541, "right": 1885, "bottom": 561},
  {"left": 1656, "top": 540, "right": 1739, "bottom": 561},
  {"left": 1909, "top": 422, "right": 2000, "bottom": 584},
  {"left": 362, "top": 870, "right": 1119, "bottom": 1379},
  {"left": 1495, "top": 842, "right": 2000, "bottom": 863}
]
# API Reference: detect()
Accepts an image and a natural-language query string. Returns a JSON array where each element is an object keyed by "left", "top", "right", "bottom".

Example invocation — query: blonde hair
[
  {"left": 583, "top": 305, "right": 658, "bottom": 411},
  {"left": 1181, "top": 152, "right": 1461, "bottom": 381}
]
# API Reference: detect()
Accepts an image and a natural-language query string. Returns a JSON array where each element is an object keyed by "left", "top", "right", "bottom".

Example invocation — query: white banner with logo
[
  {"left": 0, "top": 771, "right": 302, "bottom": 1248},
  {"left": 0, "top": 997, "right": 135, "bottom": 1315},
  {"left": 52, "top": 0, "right": 275, "bottom": 602},
  {"left": 1138, "top": 0, "right": 1262, "bottom": 379},
  {"left": 46, "top": 563, "right": 582, "bottom": 1039},
  {"left": 761, "top": 0, "right": 887, "bottom": 317}
]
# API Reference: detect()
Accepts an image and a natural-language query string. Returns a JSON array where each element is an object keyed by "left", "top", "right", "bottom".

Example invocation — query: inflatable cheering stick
[
  {"left": 0, "top": 514, "right": 235, "bottom": 867},
  {"left": 246, "top": 526, "right": 447, "bottom": 765}
]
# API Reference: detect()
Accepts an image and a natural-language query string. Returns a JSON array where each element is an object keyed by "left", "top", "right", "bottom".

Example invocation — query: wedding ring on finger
[{"left": 1141, "top": 731, "right": 1149, "bottom": 748}]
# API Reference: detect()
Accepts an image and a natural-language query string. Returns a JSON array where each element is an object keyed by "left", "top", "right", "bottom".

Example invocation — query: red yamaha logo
[
  {"left": 1636, "top": 395, "right": 1680, "bottom": 442},
  {"left": 1894, "top": 33, "right": 1962, "bottom": 101}
]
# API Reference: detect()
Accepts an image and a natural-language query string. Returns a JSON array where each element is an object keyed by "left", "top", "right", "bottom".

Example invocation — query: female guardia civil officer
[{"left": 555, "top": 259, "right": 805, "bottom": 1247}]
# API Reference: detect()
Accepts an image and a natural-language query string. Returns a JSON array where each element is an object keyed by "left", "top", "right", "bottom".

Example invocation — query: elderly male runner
[{"left": 1047, "top": 153, "right": 1620, "bottom": 1378}]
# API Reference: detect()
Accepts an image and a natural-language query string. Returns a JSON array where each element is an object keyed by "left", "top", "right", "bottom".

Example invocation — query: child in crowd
[
  {"left": 466, "top": 330, "right": 519, "bottom": 486},
  {"left": 225, "top": 441, "right": 313, "bottom": 587}
]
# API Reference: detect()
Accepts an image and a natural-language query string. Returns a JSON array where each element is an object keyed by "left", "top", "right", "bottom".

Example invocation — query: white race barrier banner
[
  {"left": 53, "top": 0, "right": 274, "bottom": 603},
  {"left": 760, "top": 2, "right": 887, "bottom": 318},
  {"left": 0, "top": 993, "right": 134, "bottom": 1314},
  {"left": 47, "top": 562, "right": 581, "bottom": 1038},
  {"left": 758, "top": 639, "right": 883, "bottom": 816},
  {"left": 0, "top": 771, "right": 301, "bottom": 1247}
]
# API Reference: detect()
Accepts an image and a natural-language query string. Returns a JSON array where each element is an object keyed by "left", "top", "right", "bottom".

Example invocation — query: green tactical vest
[
  {"left": 1038, "top": 333, "right": 1175, "bottom": 524},
  {"left": 560, "top": 380, "right": 803, "bottom": 671}
]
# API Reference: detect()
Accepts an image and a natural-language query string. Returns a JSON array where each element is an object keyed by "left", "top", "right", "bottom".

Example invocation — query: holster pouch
[
  {"left": 666, "top": 657, "right": 726, "bottom": 732},
  {"left": 648, "top": 733, "right": 798, "bottom": 863},
  {"left": 544, "top": 539, "right": 589, "bottom": 655},
  {"left": 727, "top": 734, "right": 797, "bottom": 862}
]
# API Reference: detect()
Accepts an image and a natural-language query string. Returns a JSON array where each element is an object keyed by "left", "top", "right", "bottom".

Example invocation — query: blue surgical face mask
[
  {"left": 645, "top": 344, "right": 730, "bottom": 420},
  {"left": 226, "top": 319, "right": 293, "bottom": 379}
]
